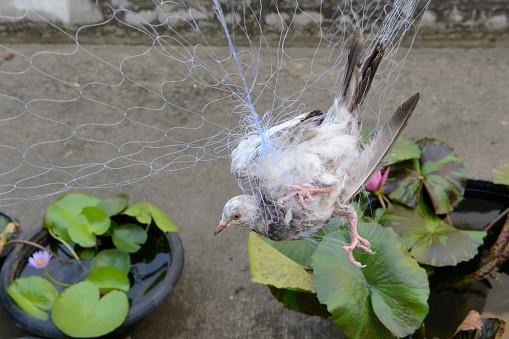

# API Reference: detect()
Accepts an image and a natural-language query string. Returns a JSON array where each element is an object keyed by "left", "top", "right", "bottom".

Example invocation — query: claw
[
  {"left": 277, "top": 184, "right": 335, "bottom": 209},
  {"left": 341, "top": 208, "right": 375, "bottom": 268}
]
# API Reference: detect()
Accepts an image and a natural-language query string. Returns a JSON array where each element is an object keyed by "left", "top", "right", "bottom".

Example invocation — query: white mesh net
[{"left": 0, "top": 0, "right": 430, "bottom": 253}]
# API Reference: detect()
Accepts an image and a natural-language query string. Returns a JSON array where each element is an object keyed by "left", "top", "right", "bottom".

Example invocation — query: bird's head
[{"left": 214, "top": 195, "right": 258, "bottom": 236}]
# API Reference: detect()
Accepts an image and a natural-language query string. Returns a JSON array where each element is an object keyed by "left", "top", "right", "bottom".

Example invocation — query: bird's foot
[
  {"left": 277, "top": 184, "right": 335, "bottom": 209},
  {"left": 341, "top": 208, "right": 375, "bottom": 268}
]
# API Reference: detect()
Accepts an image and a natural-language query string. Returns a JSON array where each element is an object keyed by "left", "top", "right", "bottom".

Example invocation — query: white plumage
[{"left": 215, "top": 31, "right": 420, "bottom": 268}]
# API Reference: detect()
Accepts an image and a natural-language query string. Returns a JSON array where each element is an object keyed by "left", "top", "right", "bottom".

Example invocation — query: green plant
[
  {"left": 248, "top": 137, "right": 509, "bottom": 339},
  {"left": 4, "top": 193, "right": 178, "bottom": 338}
]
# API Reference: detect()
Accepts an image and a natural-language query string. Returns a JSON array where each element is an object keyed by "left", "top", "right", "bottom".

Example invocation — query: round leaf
[
  {"left": 384, "top": 138, "right": 467, "bottom": 214},
  {"left": 419, "top": 138, "right": 467, "bottom": 214},
  {"left": 68, "top": 207, "right": 111, "bottom": 247},
  {"left": 264, "top": 238, "right": 317, "bottom": 267},
  {"left": 248, "top": 233, "right": 314, "bottom": 293},
  {"left": 45, "top": 193, "right": 101, "bottom": 241},
  {"left": 7, "top": 276, "right": 58, "bottom": 321},
  {"left": 68, "top": 214, "right": 96, "bottom": 248},
  {"left": 91, "top": 249, "right": 131, "bottom": 275},
  {"left": 81, "top": 206, "right": 111, "bottom": 235},
  {"left": 85, "top": 266, "right": 130, "bottom": 293},
  {"left": 382, "top": 158, "right": 422, "bottom": 208},
  {"left": 96, "top": 194, "right": 130, "bottom": 216},
  {"left": 493, "top": 162, "right": 509, "bottom": 186},
  {"left": 386, "top": 137, "right": 421, "bottom": 165},
  {"left": 268, "top": 286, "right": 330, "bottom": 318},
  {"left": 52, "top": 281, "right": 128, "bottom": 338},
  {"left": 112, "top": 223, "right": 148, "bottom": 253},
  {"left": 381, "top": 201, "right": 486, "bottom": 266},
  {"left": 311, "top": 222, "right": 429, "bottom": 338},
  {"left": 122, "top": 202, "right": 178, "bottom": 232}
]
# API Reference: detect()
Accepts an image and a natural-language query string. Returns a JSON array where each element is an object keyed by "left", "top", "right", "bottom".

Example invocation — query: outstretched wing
[{"left": 342, "top": 93, "right": 420, "bottom": 203}]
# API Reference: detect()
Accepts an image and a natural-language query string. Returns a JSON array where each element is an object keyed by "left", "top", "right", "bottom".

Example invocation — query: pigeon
[{"left": 214, "top": 30, "right": 420, "bottom": 268}]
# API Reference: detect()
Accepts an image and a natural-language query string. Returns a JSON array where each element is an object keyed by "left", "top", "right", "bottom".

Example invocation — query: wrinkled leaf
[
  {"left": 248, "top": 233, "right": 314, "bottom": 292},
  {"left": 68, "top": 207, "right": 111, "bottom": 248},
  {"left": 384, "top": 138, "right": 467, "bottom": 214},
  {"left": 112, "top": 223, "right": 148, "bottom": 253},
  {"left": 7, "top": 276, "right": 58, "bottom": 321},
  {"left": 52, "top": 281, "right": 128, "bottom": 338},
  {"left": 493, "top": 163, "right": 509, "bottom": 186},
  {"left": 91, "top": 249, "right": 131, "bottom": 275},
  {"left": 268, "top": 286, "right": 330, "bottom": 318},
  {"left": 381, "top": 201, "right": 486, "bottom": 267},
  {"left": 311, "top": 222, "right": 429, "bottom": 339},
  {"left": 44, "top": 193, "right": 100, "bottom": 241},
  {"left": 0, "top": 221, "right": 18, "bottom": 254},
  {"left": 85, "top": 266, "right": 130, "bottom": 293},
  {"left": 122, "top": 202, "right": 178, "bottom": 232},
  {"left": 386, "top": 137, "right": 421, "bottom": 165},
  {"left": 96, "top": 194, "right": 130, "bottom": 217},
  {"left": 449, "top": 310, "right": 506, "bottom": 339},
  {"left": 383, "top": 158, "right": 422, "bottom": 207},
  {"left": 264, "top": 238, "right": 317, "bottom": 267}
]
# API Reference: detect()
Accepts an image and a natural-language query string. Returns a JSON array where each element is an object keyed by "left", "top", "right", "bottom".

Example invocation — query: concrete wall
[{"left": 0, "top": 0, "right": 508, "bottom": 45}]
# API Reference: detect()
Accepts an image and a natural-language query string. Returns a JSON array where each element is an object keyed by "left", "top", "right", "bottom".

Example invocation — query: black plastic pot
[
  {"left": 423, "top": 179, "right": 509, "bottom": 338},
  {"left": 0, "top": 225, "right": 184, "bottom": 338}
]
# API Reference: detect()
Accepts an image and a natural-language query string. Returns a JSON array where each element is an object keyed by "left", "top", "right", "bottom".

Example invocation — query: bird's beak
[{"left": 214, "top": 220, "right": 229, "bottom": 236}]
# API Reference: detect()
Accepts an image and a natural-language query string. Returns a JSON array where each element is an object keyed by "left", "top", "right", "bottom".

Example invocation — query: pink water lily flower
[
  {"left": 365, "top": 167, "right": 390, "bottom": 193},
  {"left": 27, "top": 250, "right": 52, "bottom": 269}
]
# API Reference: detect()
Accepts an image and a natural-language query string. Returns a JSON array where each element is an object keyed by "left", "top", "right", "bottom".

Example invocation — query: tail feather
[
  {"left": 337, "top": 30, "right": 364, "bottom": 113},
  {"left": 351, "top": 41, "right": 386, "bottom": 113},
  {"left": 343, "top": 93, "right": 420, "bottom": 203}
]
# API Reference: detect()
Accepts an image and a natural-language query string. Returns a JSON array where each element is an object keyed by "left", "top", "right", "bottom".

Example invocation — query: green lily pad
[
  {"left": 112, "top": 223, "right": 148, "bottom": 253},
  {"left": 85, "top": 266, "right": 130, "bottom": 293},
  {"left": 264, "top": 238, "right": 317, "bottom": 267},
  {"left": 386, "top": 137, "right": 421, "bottom": 165},
  {"left": 122, "top": 202, "right": 178, "bottom": 232},
  {"left": 384, "top": 138, "right": 467, "bottom": 214},
  {"left": 248, "top": 233, "right": 314, "bottom": 293},
  {"left": 68, "top": 207, "right": 111, "bottom": 248},
  {"left": 493, "top": 163, "right": 509, "bottom": 186},
  {"left": 381, "top": 201, "right": 486, "bottom": 267},
  {"left": 80, "top": 248, "right": 96, "bottom": 260},
  {"left": 44, "top": 193, "right": 101, "bottom": 241},
  {"left": 7, "top": 276, "right": 58, "bottom": 321},
  {"left": 268, "top": 286, "right": 330, "bottom": 318},
  {"left": 91, "top": 249, "right": 131, "bottom": 275},
  {"left": 96, "top": 194, "right": 130, "bottom": 217},
  {"left": 52, "top": 281, "right": 128, "bottom": 338},
  {"left": 311, "top": 222, "right": 429, "bottom": 339}
]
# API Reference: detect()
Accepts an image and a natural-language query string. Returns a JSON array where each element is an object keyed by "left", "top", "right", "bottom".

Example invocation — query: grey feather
[{"left": 343, "top": 93, "right": 420, "bottom": 203}]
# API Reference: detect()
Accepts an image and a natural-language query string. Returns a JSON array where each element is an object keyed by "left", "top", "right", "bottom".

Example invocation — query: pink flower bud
[{"left": 364, "top": 167, "right": 390, "bottom": 193}]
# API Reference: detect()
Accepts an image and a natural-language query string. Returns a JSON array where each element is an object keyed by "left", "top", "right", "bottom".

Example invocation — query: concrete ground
[{"left": 0, "top": 44, "right": 508, "bottom": 339}]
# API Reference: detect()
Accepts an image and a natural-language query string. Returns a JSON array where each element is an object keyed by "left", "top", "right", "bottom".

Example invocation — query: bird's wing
[
  {"left": 230, "top": 110, "right": 325, "bottom": 180},
  {"left": 342, "top": 93, "right": 420, "bottom": 203}
]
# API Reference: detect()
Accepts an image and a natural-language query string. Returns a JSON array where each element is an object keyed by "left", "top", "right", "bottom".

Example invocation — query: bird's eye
[{"left": 231, "top": 213, "right": 241, "bottom": 220}]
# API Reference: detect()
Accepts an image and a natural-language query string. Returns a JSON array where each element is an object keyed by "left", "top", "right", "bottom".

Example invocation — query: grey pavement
[{"left": 0, "top": 45, "right": 508, "bottom": 339}]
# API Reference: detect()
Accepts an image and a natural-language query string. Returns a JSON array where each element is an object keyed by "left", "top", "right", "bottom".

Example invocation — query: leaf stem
[
  {"left": 47, "top": 228, "right": 85, "bottom": 269},
  {"left": 484, "top": 206, "right": 509, "bottom": 232},
  {"left": 5, "top": 239, "right": 60, "bottom": 259},
  {"left": 43, "top": 268, "right": 71, "bottom": 288},
  {"left": 377, "top": 194, "right": 387, "bottom": 210}
]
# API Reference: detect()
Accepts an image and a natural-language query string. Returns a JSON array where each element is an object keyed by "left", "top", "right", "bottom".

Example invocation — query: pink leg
[
  {"left": 277, "top": 184, "right": 336, "bottom": 209},
  {"left": 340, "top": 207, "right": 375, "bottom": 268}
]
